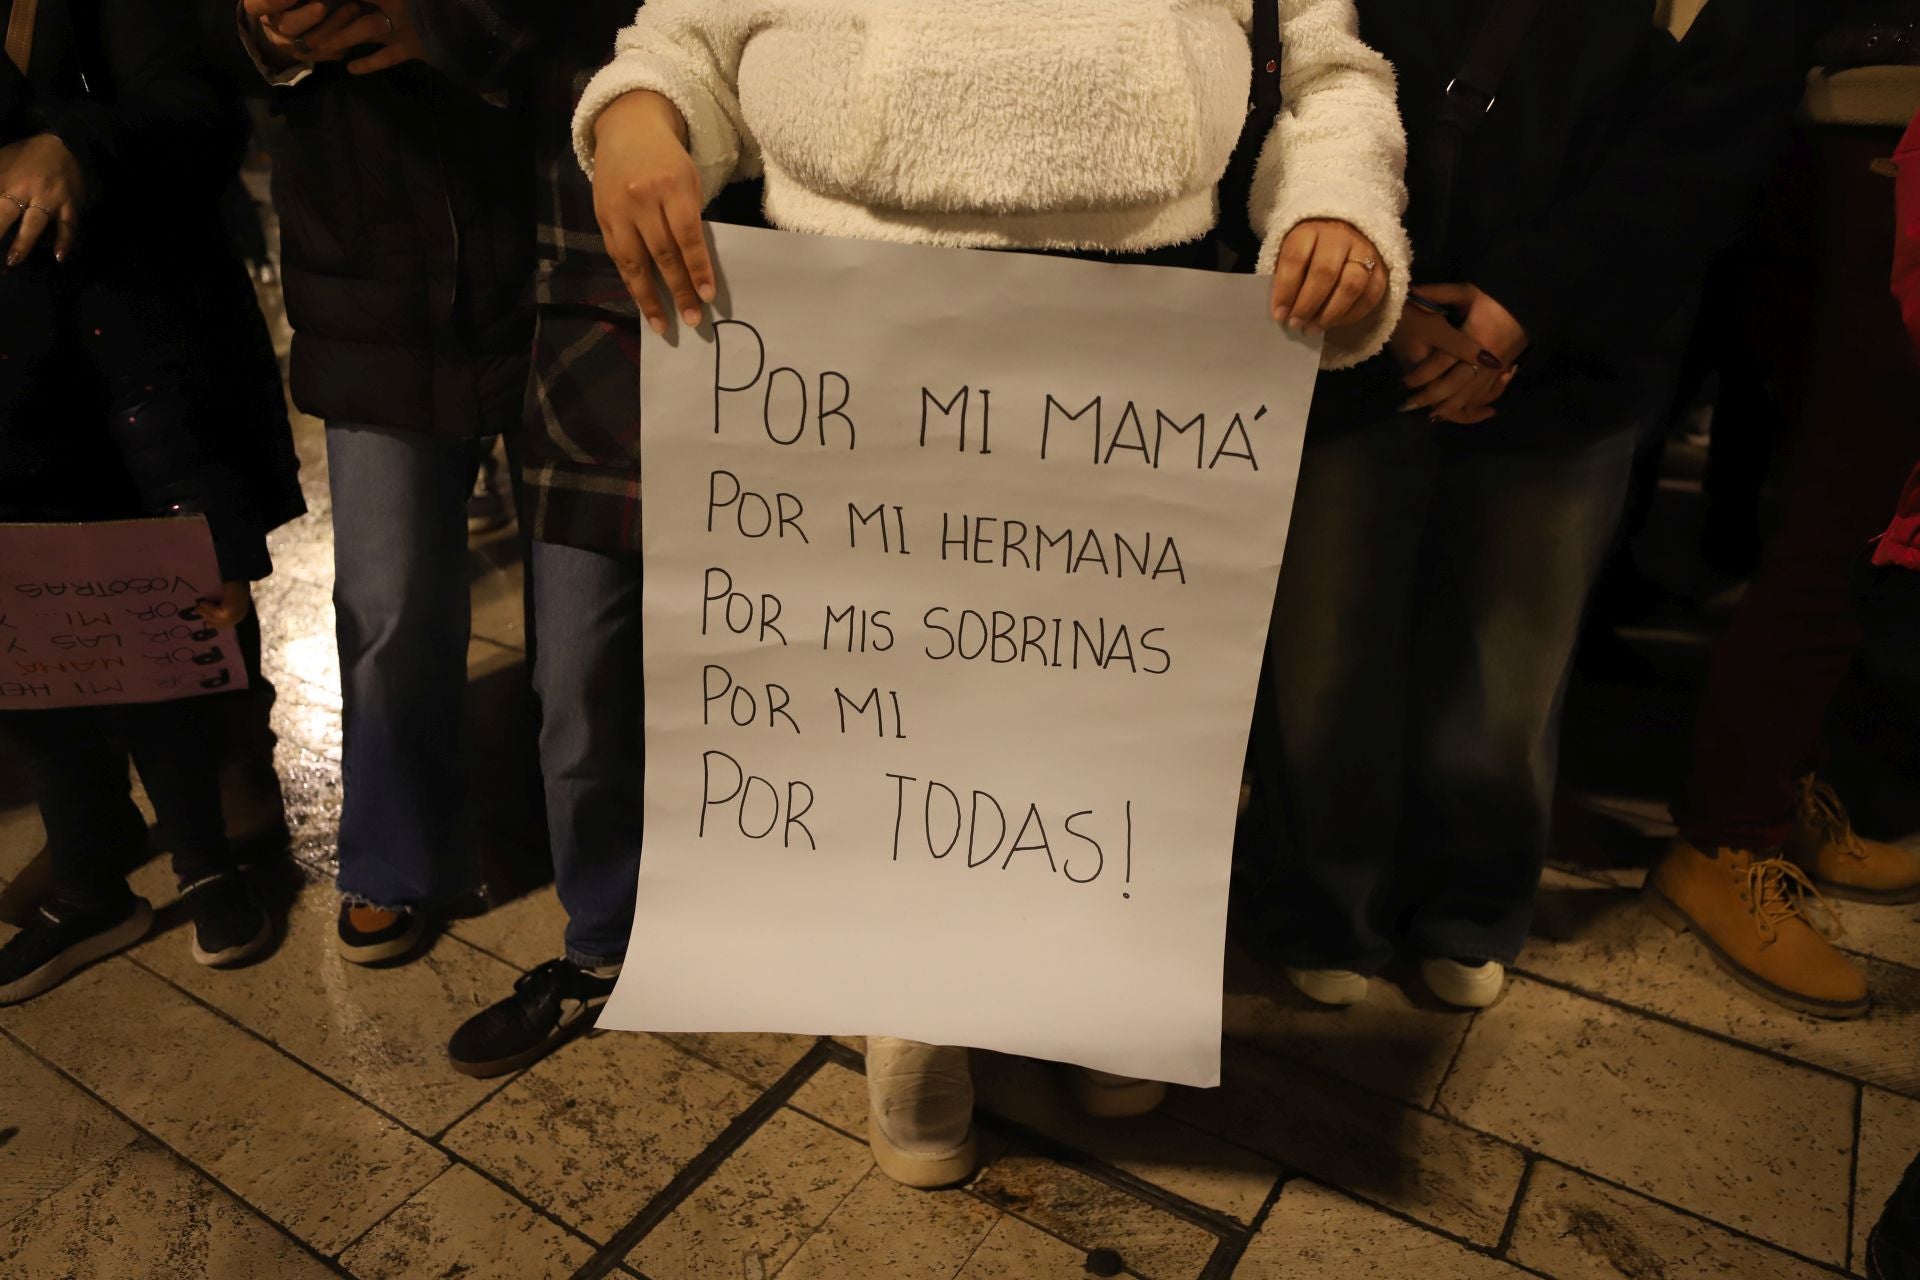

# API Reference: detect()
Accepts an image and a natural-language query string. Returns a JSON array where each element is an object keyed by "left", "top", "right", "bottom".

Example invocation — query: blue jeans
[
  {"left": 330, "top": 425, "right": 487, "bottom": 909},
  {"left": 1251, "top": 416, "right": 1636, "bottom": 970},
  {"left": 531, "top": 541, "right": 643, "bottom": 968}
]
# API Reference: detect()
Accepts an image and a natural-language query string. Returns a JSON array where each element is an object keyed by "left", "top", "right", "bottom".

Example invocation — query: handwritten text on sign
[
  {"left": 0, "top": 518, "right": 247, "bottom": 710},
  {"left": 603, "top": 225, "right": 1317, "bottom": 1087}
]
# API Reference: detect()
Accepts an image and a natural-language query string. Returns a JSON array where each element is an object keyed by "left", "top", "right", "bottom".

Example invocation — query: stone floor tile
[
  {"left": 1856, "top": 1088, "right": 1920, "bottom": 1274},
  {"left": 1438, "top": 976, "right": 1855, "bottom": 1263},
  {"left": 953, "top": 1214, "right": 1089, "bottom": 1279},
  {"left": 470, "top": 552, "right": 528, "bottom": 652},
  {"left": 125, "top": 865, "right": 520, "bottom": 1135},
  {"left": 1523, "top": 870, "right": 1920, "bottom": 1098},
  {"left": 0, "top": 1035, "right": 139, "bottom": 1228},
  {"left": 1509, "top": 1161, "right": 1837, "bottom": 1280},
  {"left": 971, "top": 1147, "right": 1218, "bottom": 1280},
  {"left": 341, "top": 1162, "right": 594, "bottom": 1280},
  {"left": 1222, "top": 941, "right": 1472, "bottom": 1109},
  {"left": 444, "top": 1029, "right": 756, "bottom": 1243},
  {"left": 788, "top": 1060, "right": 870, "bottom": 1138},
  {"left": 627, "top": 1108, "right": 871, "bottom": 1280},
  {"left": 448, "top": 883, "right": 571, "bottom": 972},
  {"left": 0, "top": 961, "right": 445, "bottom": 1253},
  {"left": 658, "top": 1030, "right": 819, "bottom": 1089},
  {"left": 254, "top": 574, "right": 340, "bottom": 708},
  {"left": 1168, "top": 1041, "right": 1524, "bottom": 1248},
  {"left": 972, "top": 1052, "right": 1281, "bottom": 1224},
  {"left": 778, "top": 1167, "right": 1000, "bottom": 1280},
  {"left": 0, "top": 1140, "right": 333, "bottom": 1280},
  {"left": 1839, "top": 901, "right": 1920, "bottom": 974},
  {"left": 468, "top": 634, "right": 524, "bottom": 678},
  {"left": 1237, "top": 1179, "right": 1526, "bottom": 1279}
]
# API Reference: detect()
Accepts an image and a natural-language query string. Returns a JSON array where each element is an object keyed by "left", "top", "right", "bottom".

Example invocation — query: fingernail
[
  {"left": 1273, "top": 306, "right": 1289, "bottom": 323},
  {"left": 1476, "top": 350, "right": 1504, "bottom": 370},
  {"left": 1305, "top": 325, "right": 1323, "bottom": 337},
  {"left": 648, "top": 316, "right": 667, "bottom": 335},
  {"left": 681, "top": 307, "right": 702, "bottom": 327},
  {"left": 1429, "top": 413, "right": 1442, "bottom": 423},
  {"left": 1286, "top": 317, "right": 1306, "bottom": 332},
  {"left": 1398, "top": 399, "right": 1417, "bottom": 412},
  {"left": 697, "top": 282, "right": 716, "bottom": 302}
]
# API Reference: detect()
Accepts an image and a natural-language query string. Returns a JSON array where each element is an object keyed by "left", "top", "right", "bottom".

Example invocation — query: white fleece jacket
[{"left": 575, "top": 0, "right": 1410, "bottom": 367}]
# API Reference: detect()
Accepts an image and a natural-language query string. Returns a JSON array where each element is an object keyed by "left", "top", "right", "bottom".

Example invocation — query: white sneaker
[
  {"left": 1421, "top": 958, "right": 1506, "bottom": 1009},
  {"left": 865, "top": 1037, "right": 977, "bottom": 1189},
  {"left": 1069, "top": 1067, "right": 1167, "bottom": 1119},
  {"left": 1285, "top": 967, "right": 1370, "bottom": 1006}
]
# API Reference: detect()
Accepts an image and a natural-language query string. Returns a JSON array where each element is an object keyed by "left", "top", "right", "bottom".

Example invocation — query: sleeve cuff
[
  {"left": 1469, "top": 241, "right": 1582, "bottom": 363},
  {"left": 1257, "top": 182, "right": 1413, "bottom": 370},
  {"left": 571, "top": 58, "right": 738, "bottom": 203},
  {"left": 235, "top": 3, "right": 313, "bottom": 88}
]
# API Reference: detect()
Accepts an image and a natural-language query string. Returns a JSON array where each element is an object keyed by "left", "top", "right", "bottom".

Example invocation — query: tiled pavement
[{"left": 3, "top": 317, "right": 1918, "bottom": 1279}]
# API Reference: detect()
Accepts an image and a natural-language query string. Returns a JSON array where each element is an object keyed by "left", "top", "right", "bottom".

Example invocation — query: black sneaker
[
  {"left": 448, "top": 958, "right": 618, "bottom": 1078},
  {"left": 183, "top": 874, "right": 273, "bottom": 968},
  {"left": 336, "top": 901, "right": 428, "bottom": 965},
  {"left": 0, "top": 807, "right": 149, "bottom": 928},
  {"left": 0, "top": 895, "right": 154, "bottom": 1005},
  {"left": 1868, "top": 1151, "right": 1920, "bottom": 1280}
]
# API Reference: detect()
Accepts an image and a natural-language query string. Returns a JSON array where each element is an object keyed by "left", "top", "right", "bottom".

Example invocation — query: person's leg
[
  {"left": 0, "top": 711, "right": 155, "bottom": 1003},
  {"left": 1683, "top": 422, "right": 1920, "bottom": 852},
  {"left": 328, "top": 424, "right": 485, "bottom": 923},
  {"left": 530, "top": 540, "right": 643, "bottom": 967},
  {"left": 4, "top": 710, "right": 146, "bottom": 910},
  {"left": 448, "top": 538, "right": 639, "bottom": 1077},
  {"left": 1250, "top": 415, "right": 1437, "bottom": 987},
  {"left": 112, "top": 696, "right": 275, "bottom": 968},
  {"left": 1684, "top": 127, "right": 1920, "bottom": 855},
  {"left": 1398, "top": 429, "right": 1636, "bottom": 979},
  {"left": 0, "top": 743, "right": 146, "bottom": 928},
  {"left": 216, "top": 610, "right": 290, "bottom": 859}
]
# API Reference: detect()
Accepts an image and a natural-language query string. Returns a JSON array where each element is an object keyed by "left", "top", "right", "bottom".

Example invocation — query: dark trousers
[
  {"left": 3, "top": 696, "right": 234, "bottom": 907},
  {"left": 1252, "top": 415, "right": 1635, "bottom": 971},
  {"left": 1681, "top": 129, "right": 1920, "bottom": 850},
  {"left": 529, "top": 541, "right": 643, "bottom": 968},
  {"left": 328, "top": 424, "right": 489, "bottom": 910}
]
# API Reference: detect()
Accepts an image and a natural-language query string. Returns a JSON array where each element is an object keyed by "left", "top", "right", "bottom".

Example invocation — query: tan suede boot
[
  {"left": 1791, "top": 776, "right": 1920, "bottom": 905},
  {"left": 1645, "top": 838, "right": 1869, "bottom": 1020}
]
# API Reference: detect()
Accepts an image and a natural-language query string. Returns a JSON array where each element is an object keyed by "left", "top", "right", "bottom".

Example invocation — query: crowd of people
[{"left": 0, "top": 0, "right": 1916, "bottom": 1204}]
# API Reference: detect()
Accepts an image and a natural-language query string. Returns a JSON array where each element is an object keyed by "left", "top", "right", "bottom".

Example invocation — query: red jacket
[{"left": 1878, "top": 113, "right": 1920, "bottom": 569}]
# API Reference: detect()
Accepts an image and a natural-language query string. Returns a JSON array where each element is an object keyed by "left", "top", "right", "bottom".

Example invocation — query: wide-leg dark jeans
[{"left": 1252, "top": 414, "right": 1635, "bottom": 971}]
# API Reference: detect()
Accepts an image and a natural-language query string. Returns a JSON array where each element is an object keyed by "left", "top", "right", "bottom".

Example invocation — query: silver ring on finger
[
  {"left": 2, "top": 194, "right": 26, "bottom": 212},
  {"left": 381, "top": 11, "right": 396, "bottom": 33},
  {"left": 1350, "top": 256, "right": 1378, "bottom": 274}
]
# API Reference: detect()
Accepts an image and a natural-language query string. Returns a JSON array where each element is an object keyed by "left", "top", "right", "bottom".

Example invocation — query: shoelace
[
  {"left": 1800, "top": 777, "right": 1868, "bottom": 863},
  {"left": 1739, "top": 855, "right": 1844, "bottom": 944}
]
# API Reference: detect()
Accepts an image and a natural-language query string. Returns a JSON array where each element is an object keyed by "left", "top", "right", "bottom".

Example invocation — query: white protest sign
[
  {"left": 0, "top": 518, "right": 247, "bottom": 710},
  {"left": 605, "top": 224, "right": 1316, "bottom": 1087}
]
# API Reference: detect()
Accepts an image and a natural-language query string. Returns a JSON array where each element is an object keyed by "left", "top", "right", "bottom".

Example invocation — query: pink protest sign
[{"left": 0, "top": 518, "right": 248, "bottom": 710}]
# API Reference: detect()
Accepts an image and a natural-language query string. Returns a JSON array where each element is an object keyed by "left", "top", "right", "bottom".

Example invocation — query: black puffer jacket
[
  {"left": 1316, "top": 0, "right": 1801, "bottom": 440},
  {"left": 246, "top": 46, "right": 534, "bottom": 438},
  {"left": 0, "top": 0, "right": 296, "bottom": 582}
]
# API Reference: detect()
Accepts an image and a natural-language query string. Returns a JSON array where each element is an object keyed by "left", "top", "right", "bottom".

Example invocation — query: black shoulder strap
[
  {"left": 1426, "top": 0, "right": 1546, "bottom": 253},
  {"left": 1216, "top": 2, "right": 1283, "bottom": 269},
  {"left": 1251, "top": 0, "right": 1282, "bottom": 125}
]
